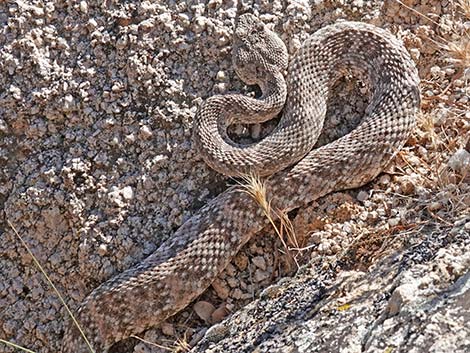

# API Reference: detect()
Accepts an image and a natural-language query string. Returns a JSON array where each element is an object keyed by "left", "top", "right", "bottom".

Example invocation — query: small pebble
[
  {"left": 254, "top": 269, "right": 270, "bottom": 282},
  {"left": 79, "top": 1, "right": 88, "bottom": 13},
  {"left": 234, "top": 253, "right": 248, "bottom": 271},
  {"left": 125, "top": 133, "right": 136, "bottom": 143},
  {"left": 447, "top": 149, "right": 470, "bottom": 173},
  {"left": 212, "top": 280, "right": 230, "bottom": 300},
  {"left": 139, "top": 125, "right": 153, "bottom": 139},
  {"left": 428, "top": 201, "right": 442, "bottom": 212},
  {"left": 216, "top": 71, "right": 226, "bottom": 81},
  {"left": 120, "top": 186, "right": 134, "bottom": 200},
  {"left": 193, "top": 301, "right": 216, "bottom": 323},
  {"left": 231, "top": 288, "right": 243, "bottom": 299},
  {"left": 388, "top": 218, "right": 400, "bottom": 227},
  {"left": 400, "top": 179, "right": 415, "bottom": 195},
  {"left": 409, "top": 48, "right": 420, "bottom": 60},
  {"left": 357, "top": 190, "right": 369, "bottom": 202},
  {"left": 160, "top": 322, "right": 175, "bottom": 336},
  {"left": 379, "top": 174, "right": 391, "bottom": 185},
  {"left": 226, "top": 277, "right": 238, "bottom": 288},
  {"left": 97, "top": 244, "right": 108, "bottom": 256},
  {"left": 210, "top": 305, "right": 229, "bottom": 323},
  {"left": 252, "top": 256, "right": 267, "bottom": 271}
]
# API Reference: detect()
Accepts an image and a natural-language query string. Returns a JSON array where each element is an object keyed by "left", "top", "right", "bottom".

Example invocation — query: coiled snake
[{"left": 62, "top": 14, "right": 420, "bottom": 352}]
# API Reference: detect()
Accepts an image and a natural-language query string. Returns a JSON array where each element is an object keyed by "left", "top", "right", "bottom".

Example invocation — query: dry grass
[
  {"left": 401, "top": 148, "right": 469, "bottom": 207},
  {"left": 441, "top": 37, "right": 470, "bottom": 70},
  {"left": 417, "top": 112, "right": 440, "bottom": 148},
  {"left": 237, "top": 173, "right": 301, "bottom": 266},
  {"left": 7, "top": 219, "right": 174, "bottom": 352},
  {"left": 131, "top": 333, "right": 191, "bottom": 353},
  {"left": 6, "top": 220, "right": 96, "bottom": 353},
  {"left": 340, "top": 222, "right": 426, "bottom": 270},
  {"left": 394, "top": 0, "right": 470, "bottom": 74},
  {"left": 457, "top": 0, "right": 470, "bottom": 18},
  {"left": 0, "top": 339, "right": 36, "bottom": 353},
  {"left": 393, "top": 0, "right": 443, "bottom": 27}
]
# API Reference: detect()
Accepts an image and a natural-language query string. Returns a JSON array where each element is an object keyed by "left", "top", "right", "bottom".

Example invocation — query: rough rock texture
[
  {"left": 1, "top": 0, "right": 469, "bottom": 352},
  {"left": 195, "top": 224, "right": 470, "bottom": 353}
]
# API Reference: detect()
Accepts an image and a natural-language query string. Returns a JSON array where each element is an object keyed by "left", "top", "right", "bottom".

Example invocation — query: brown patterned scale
[{"left": 62, "top": 14, "right": 420, "bottom": 352}]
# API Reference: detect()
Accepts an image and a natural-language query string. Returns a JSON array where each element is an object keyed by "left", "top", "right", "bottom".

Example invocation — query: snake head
[{"left": 233, "top": 14, "right": 288, "bottom": 85}]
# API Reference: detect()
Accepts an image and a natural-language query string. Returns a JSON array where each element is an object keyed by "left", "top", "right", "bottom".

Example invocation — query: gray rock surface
[
  {"left": 195, "top": 223, "right": 470, "bottom": 353},
  {"left": 1, "top": 0, "right": 469, "bottom": 352}
]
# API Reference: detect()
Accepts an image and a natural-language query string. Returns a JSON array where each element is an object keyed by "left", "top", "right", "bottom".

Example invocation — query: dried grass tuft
[
  {"left": 442, "top": 37, "right": 470, "bottom": 70},
  {"left": 238, "top": 173, "right": 301, "bottom": 266},
  {"left": 457, "top": 0, "right": 470, "bottom": 19}
]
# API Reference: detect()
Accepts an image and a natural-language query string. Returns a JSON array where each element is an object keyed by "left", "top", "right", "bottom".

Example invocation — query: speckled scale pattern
[{"left": 62, "top": 15, "right": 420, "bottom": 352}]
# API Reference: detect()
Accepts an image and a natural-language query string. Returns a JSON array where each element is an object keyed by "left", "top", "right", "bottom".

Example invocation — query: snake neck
[
  {"left": 228, "top": 69, "right": 287, "bottom": 125},
  {"left": 258, "top": 68, "right": 288, "bottom": 117}
]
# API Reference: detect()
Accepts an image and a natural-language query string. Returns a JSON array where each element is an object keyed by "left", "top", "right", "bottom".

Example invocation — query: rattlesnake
[{"left": 62, "top": 14, "right": 420, "bottom": 352}]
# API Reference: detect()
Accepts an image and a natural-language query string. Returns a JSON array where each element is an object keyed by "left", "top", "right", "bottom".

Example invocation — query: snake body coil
[{"left": 62, "top": 15, "right": 420, "bottom": 352}]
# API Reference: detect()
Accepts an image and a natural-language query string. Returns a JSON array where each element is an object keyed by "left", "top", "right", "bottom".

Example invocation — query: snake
[{"left": 61, "top": 14, "right": 420, "bottom": 352}]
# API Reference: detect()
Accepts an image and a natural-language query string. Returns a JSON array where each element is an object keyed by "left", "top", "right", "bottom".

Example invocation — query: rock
[
  {"left": 226, "top": 277, "right": 238, "bottom": 288},
  {"left": 357, "top": 190, "right": 369, "bottom": 202},
  {"left": 379, "top": 174, "right": 391, "bottom": 185},
  {"left": 386, "top": 283, "right": 418, "bottom": 316},
  {"left": 193, "top": 16, "right": 209, "bottom": 33},
  {"left": 448, "top": 149, "right": 470, "bottom": 173},
  {"left": 97, "top": 244, "right": 108, "bottom": 256},
  {"left": 216, "top": 71, "right": 226, "bottom": 81},
  {"left": 212, "top": 279, "right": 230, "bottom": 300},
  {"left": 399, "top": 179, "right": 415, "bottom": 195},
  {"left": 125, "top": 133, "right": 136, "bottom": 143},
  {"left": 254, "top": 269, "right": 270, "bottom": 282},
  {"left": 139, "top": 125, "right": 153, "bottom": 139},
  {"left": 193, "top": 301, "right": 216, "bottom": 323},
  {"left": 234, "top": 253, "right": 249, "bottom": 271},
  {"left": 428, "top": 201, "right": 442, "bottom": 211},
  {"left": 160, "top": 322, "right": 175, "bottom": 336},
  {"left": 194, "top": 228, "right": 470, "bottom": 353},
  {"left": 120, "top": 186, "right": 134, "bottom": 200},
  {"left": 252, "top": 256, "right": 267, "bottom": 271},
  {"left": 138, "top": 18, "right": 156, "bottom": 32},
  {"left": 409, "top": 47, "right": 420, "bottom": 60},
  {"left": 62, "top": 94, "right": 75, "bottom": 112},
  {"left": 211, "top": 305, "right": 229, "bottom": 323},
  {"left": 341, "top": 223, "right": 351, "bottom": 234},
  {"left": 79, "top": 1, "right": 88, "bottom": 13},
  {"left": 231, "top": 288, "right": 243, "bottom": 300},
  {"left": 388, "top": 218, "right": 400, "bottom": 227}
]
